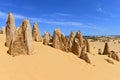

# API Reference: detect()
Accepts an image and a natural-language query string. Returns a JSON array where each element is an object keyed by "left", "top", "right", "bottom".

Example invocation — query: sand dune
[{"left": 0, "top": 34, "right": 120, "bottom": 80}]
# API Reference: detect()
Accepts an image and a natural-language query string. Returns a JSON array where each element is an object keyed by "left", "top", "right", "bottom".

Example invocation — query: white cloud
[
  {"left": 43, "top": 21, "right": 83, "bottom": 26},
  {"left": 0, "top": 11, "right": 83, "bottom": 26},
  {"left": 55, "top": 13, "right": 72, "bottom": 16},
  {"left": 13, "top": 13, "right": 26, "bottom": 19},
  {"left": 97, "top": 7, "right": 106, "bottom": 14}
]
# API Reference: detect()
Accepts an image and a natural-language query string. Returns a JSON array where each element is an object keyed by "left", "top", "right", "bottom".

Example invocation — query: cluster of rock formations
[
  {"left": 51, "top": 29, "right": 91, "bottom": 63},
  {"left": 99, "top": 43, "right": 120, "bottom": 62},
  {"left": 3, "top": 12, "right": 91, "bottom": 63},
  {"left": 8, "top": 19, "right": 34, "bottom": 56},
  {"left": 52, "top": 29, "right": 69, "bottom": 52},
  {"left": 108, "top": 51, "right": 119, "bottom": 61},
  {"left": 72, "top": 31, "right": 91, "bottom": 63},
  {"left": 43, "top": 32, "right": 50, "bottom": 45},
  {"left": 5, "top": 13, "right": 39, "bottom": 56},
  {"left": 4, "top": 12, "right": 120, "bottom": 64}
]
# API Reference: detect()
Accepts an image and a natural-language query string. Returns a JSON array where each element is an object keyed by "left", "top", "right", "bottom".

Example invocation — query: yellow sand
[{"left": 0, "top": 34, "right": 120, "bottom": 80}]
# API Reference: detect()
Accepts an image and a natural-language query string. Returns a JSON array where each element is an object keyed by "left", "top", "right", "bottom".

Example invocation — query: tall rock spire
[
  {"left": 85, "top": 38, "right": 90, "bottom": 53},
  {"left": 103, "top": 43, "right": 109, "bottom": 55},
  {"left": 53, "top": 29, "right": 62, "bottom": 49},
  {"left": 68, "top": 31, "right": 75, "bottom": 51},
  {"left": 5, "top": 12, "right": 16, "bottom": 47},
  {"left": 32, "top": 22, "right": 42, "bottom": 42}
]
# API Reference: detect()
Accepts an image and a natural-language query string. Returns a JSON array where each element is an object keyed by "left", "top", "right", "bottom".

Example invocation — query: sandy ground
[{"left": 0, "top": 34, "right": 120, "bottom": 80}]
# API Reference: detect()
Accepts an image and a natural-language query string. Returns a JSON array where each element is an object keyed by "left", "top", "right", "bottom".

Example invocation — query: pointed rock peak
[
  {"left": 43, "top": 32, "right": 50, "bottom": 45},
  {"left": 61, "top": 33, "right": 65, "bottom": 37},
  {"left": 8, "top": 12, "right": 13, "bottom": 16},
  {"left": 70, "top": 31, "right": 75, "bottom": 37},
  {"left": 85, "top": 38, "right": 90, "bottom": 53},
  {"left": 5, "top": 12, "right": 16, "bottom": 47},
  {"left": 70, "top": 31, "right": 75, "bottom": 34},
  {"left": 103, "top": 43, "right": 110, "bottom": 55},
  {"left": 23, "top": 19, "right": 29, "bottom": 23},
  {"left": 32, "top": 22, "right": 42, "bottom": 42},
  {"left": 54, "top": 28, "right": 60, "bottom": 32},
  {"left": 78, "top": 30, "right": 81, "bottom": 33}
]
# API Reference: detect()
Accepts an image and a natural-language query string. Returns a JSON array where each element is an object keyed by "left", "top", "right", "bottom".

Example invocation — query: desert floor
[{"left": 0, "top": 34, "right": 120, "bottom": 80}]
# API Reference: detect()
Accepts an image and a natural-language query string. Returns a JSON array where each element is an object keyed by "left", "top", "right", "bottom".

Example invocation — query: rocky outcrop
[
  {"left": 61, "top": 34, "right": 69, "bottom": 52},
  {"left": 53, "top": 29, "right": 62, "bottom": 49},
  {"left": 5, "top": 12, "right": 16, "bottom": 47},
  {"left": 71, "top": 30, "right": 91, "bottom": 63},
  {"left": 108, "top": 51, "right": 119, "bottom": 62},
  {"left": 64, "top": 37, "right": 69, "bottom": 52},
  {"left": 32, "top": 22, "right": 42, "bottom": 42},
  {"left": 102, "top": 43, "right": 120, "bottom": 62},
  {"left": 72, "top": 38, "right": 81, "bottom": 55},
  {"left": 103, "top": 43, "right": 110, "bottom": 55},
  {"left": 43, "top": 32, "right": 50, "bottom": 45},
  {"left": 72, "top": 30, "right": 84, "bottom": 55},
  {"left": 75, "top": 30, "right": 83, "bottom": 47},
  {"left": 61, "top": 34, "right": 66, "bottom": 50},
  {"left": 79, "top": 46, "right": 91, "bottom": 63},
  {"left": 8, "top": 19, "right": 34, "bottom": 56},
  {"left": 52, "top": 29, "right": 69, "bottom": 52},
  {"left": 105, "top": 59, "right": 114, "bottom": 64},
  {"left": 68, "top": 31, "right": 75, "bottom": 51},
  {"left": 85, "top": 39, "right": 90, "bottom": 53}
]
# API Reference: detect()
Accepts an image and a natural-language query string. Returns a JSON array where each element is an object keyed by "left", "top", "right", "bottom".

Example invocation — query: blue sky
[{"left": 0, "top": 0, "right": 120, "bottom": 36}]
